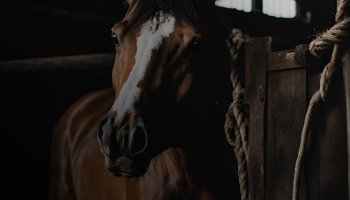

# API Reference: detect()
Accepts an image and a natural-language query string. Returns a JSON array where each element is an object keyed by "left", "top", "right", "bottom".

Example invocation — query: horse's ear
[{"left": 124, "top": 0, "right": 133, "bottom": 5}]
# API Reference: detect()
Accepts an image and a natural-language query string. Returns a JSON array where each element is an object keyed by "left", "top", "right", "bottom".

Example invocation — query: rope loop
[
  {"left": 310, "top": 17, "right": 350, "bottom": 59},
  {"left": 225, "top": 28, "right": 249, "bottom": 200},
  {"left": 292, "top": 1, "right": 350, "bottom": 199}
]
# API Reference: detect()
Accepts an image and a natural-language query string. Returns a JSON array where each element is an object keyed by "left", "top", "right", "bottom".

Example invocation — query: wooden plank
[
  {"left": 298, "top": 48, "right": 323, "bottom": 200},
  {"left": 299, "top": 68, "right": 322, "bottom": 200},
  {"left": 267, "top": 44, "right": 324, "bottom": 72},
  {"left": 267, "top": 51, "right": 296, "bottom": 71},
  {"left": 308, "top": 51, "right": 326, "bottom": 69},
  {"left": 307, "top": 56, "right": 348, "bottom": 200},
  {"left": 266, "top": 69, "right": 307, "bottom": 200},
  {"left": 267, "top": 44, "right": 309, "bottom": 71},
  {"left": 310, "top": 76, "right": 348, "bottom": 200},
  {"left": 0, "top": 53, "right": 114, "bottom": 74},
  {"left": 252, "top": 0, "right": 263, "bottom": 12},
  {"left": 245, "top": 37, "right": 271, "bottom": 200},
  {"left": 342, "top": 48, "right": 350, "bottom": 200},
  {"left": 294, "top": 44, "right": 310, "bottom": 67}
]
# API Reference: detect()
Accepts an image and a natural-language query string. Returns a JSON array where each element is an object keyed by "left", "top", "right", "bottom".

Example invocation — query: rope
[
  {"left": 225, "top": 29, "right": 250, "bottom": 200},
  {"left": 292, "top": 1, "right": 350, "bottom": 199}
]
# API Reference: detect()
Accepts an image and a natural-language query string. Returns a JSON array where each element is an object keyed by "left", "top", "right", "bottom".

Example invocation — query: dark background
[
  {"left": 0, "top": 0, "right": 338, "bottom": 199},
  {"left": 0, "top": 0, "right": 338, "bottom": 61}
]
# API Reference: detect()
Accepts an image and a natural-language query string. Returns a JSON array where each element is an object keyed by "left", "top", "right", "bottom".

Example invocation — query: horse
[{"left": 49, "top": 0, "right": 242, "bottom": 199}]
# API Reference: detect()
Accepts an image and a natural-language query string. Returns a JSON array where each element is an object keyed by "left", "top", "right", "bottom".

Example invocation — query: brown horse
[{"left": 49, "top": 0, "right": 241, "bottom": 199}]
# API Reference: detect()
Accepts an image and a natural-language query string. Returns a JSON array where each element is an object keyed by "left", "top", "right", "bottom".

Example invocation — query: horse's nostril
[
  {"left": 129, "top": 120, "right": 148, "bottom": 156},
  {"left": 98, "top": 114, "right": 113, "bottom": 142},
  {"left": 97, "top": 114, "right": 121, "bottom": 158},
  {"left": 98, "top": 115, "right": 109, "bottom": 135},
  {"left": 131, "top": 128, "right": 146, "bottom": 155}
]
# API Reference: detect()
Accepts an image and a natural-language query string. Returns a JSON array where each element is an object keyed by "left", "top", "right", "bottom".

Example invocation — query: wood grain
[
  {"left": 266, "top": 69, "right": 307, "bottom": 200},
  {"left": 342, "top": 48, "right": 350, "bottom": 200},
  {"left": 245, "top": 37, "right": 271, "bottom": 200}
]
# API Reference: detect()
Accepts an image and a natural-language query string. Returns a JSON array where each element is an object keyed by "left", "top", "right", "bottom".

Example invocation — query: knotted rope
[
  {"left": 292, "top": 1, "right": 350, "bottom": 199},
  {"left": 225, "top": 29, "right": 250, "bottom": 200}
]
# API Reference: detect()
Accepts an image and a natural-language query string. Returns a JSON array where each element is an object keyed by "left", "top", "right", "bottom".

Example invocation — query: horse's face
[{"left": 98, "top": 11, "right": 207, "bottom": 177}]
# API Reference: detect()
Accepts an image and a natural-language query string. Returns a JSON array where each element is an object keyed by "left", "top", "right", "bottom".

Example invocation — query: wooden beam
[
  {"left": 252, "top": 0, "right": 263, "bottom": 12},
  {"left": 0, "top": 54, "right": 115, "bottom": 74},
  {"left": 245, "top": 37, "right": 271, "bottom": 200},
  {"left": 342, "top": 48, "right": 350, "bottom": 200}
]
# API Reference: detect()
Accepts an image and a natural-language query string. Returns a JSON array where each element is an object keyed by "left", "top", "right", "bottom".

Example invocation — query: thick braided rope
[
  {"left": 292, "top": 1, "right": 350, "bottom": 199},
  {"left": 224, "top": 29, "right": 249, "bottom": 200}
]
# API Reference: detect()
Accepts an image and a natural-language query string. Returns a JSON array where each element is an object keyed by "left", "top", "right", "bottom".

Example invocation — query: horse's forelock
[
  {"left": 124, "top": 0, "right": 132, "bottom": 5},
  {"left": 124, "top": 0, "right": 217, "bottom": 29}
]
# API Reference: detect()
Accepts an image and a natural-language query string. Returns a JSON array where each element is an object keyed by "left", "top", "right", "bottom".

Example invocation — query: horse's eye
[
  {"left": 111, "top": 34, "right": 120, "bottom": 47},
  {"left": 188, "top": 38, "right": 205, "bottom": 53}
]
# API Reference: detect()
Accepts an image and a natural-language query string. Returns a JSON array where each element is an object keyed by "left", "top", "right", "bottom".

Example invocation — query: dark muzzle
[{"left": 97, "top": 114, "right": 148, "bottom": 158}]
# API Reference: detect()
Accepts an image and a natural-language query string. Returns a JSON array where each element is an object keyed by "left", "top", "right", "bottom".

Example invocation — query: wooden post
[
  {"left": 252, "top": 0, "right": 263, "bottom": 13},
  {"left": 342, "top": 49, "right": 350, "bottom": 200},
  {"left": 245, "top": 37, "right": 271, "bottom": 200}
]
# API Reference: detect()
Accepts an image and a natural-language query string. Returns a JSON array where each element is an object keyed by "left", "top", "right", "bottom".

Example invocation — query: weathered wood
[
  {"left": 294, "top": 44, "right": 310, "bottom": 67},
  {"left": 266, "top": 69, "right": 307, "bottom": 200},
  {"left": 342, "top": 48, "right": 350, "bottom": 200},
  {"left": 267, "top": 44, "right": 325, "bottom": 72},
  {"left": 309, "top": 75, "right": 348, "bottom": 200},
  {"left": 300, "top": 68, "right": 322, "bottom": 200},
  {"left": 252, "top": 0, "right": 263, "bottom": 12},
  {"left": 244, "top": 34, "right": 350, "bottom": 200},
  {"left": 267, "top": 51, "right": 296, "bottom": 71},
  {"left": 245, "top": 37, "right": 271, "bottom": 200},
  {"left": 303, "top": 49, "right": 348, "bottom": 200},
  {"left": 0, "top": 53, "right": 114, "bottom": 74}
]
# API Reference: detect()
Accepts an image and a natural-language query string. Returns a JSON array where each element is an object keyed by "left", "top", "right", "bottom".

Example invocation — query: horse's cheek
[{"left": 176, "top": 72, "right": 193, "bottom": 101}]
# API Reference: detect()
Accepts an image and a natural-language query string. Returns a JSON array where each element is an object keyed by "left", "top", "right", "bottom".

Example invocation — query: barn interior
[
  {"left": 0, "top": 0, "right": 345, "bottom": 200},
  {"left": 0, "top": 0, "right": 338, "bottom": 61}
]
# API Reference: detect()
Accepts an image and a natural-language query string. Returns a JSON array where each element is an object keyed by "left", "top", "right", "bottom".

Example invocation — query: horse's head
[{"left": 98, "top": 0, "right": 233, "bottom": 178}]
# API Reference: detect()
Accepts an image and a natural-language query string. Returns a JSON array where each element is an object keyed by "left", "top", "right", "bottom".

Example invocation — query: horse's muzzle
[{"left": 97, "top": 114, "right": 149, "bottom": 177}]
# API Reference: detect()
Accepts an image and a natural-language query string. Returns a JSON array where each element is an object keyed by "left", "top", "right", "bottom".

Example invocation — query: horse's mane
[{"left": 126, "top": 0, "right": 213, "bottom": 28}]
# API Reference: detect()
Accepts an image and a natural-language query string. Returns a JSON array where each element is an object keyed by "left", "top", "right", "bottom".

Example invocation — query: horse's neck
[{"left": 162, "top": 147, "right": 223, "bottom": 200}]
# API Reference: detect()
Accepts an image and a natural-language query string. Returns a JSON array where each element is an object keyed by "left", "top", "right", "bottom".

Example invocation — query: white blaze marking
[{"left": 112, "top": 13, "right": 175, "bottom": 124}]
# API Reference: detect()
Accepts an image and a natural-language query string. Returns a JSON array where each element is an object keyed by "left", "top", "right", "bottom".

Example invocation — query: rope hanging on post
[
  {"left": 225, "top": 29, "right": 249, "bottom": 200},
  {"left": 292, "top": 1, "right": 350, "bottom": 199}
]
